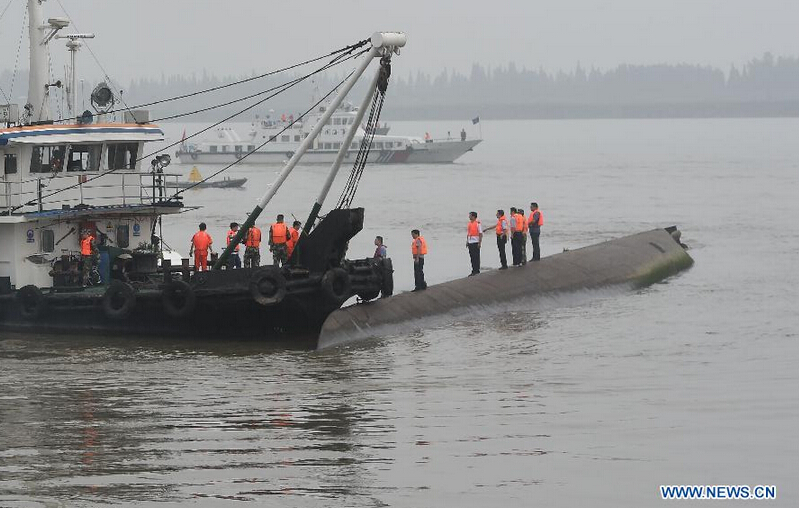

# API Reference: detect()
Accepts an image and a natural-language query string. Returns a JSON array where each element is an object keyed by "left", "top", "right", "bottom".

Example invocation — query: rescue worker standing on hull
[
  {"left": 80, "top": 229, "right": 98, "bottom": 287},
  {"left": 492, "top": 209, "right": 509, "bottom": 269},
  {"left": 509, "top": 207, "right": 523, "bottom": 266},
  {"left": 243, "top": 223, "right": 262, "bottom": 268},
  {"left": 269, "top": 215, "right": 289, "bottom": 267},
  {"left": 528, "top": 202, "right": 543, "bottom": 261},
  {"left": 527, "top": 202, "right": 544, "bottom": 261},
  {"left": 226, "top": 222, "right": 242, "bottom": 269},
  {"left": 189, "top": 222, "right": 213, "bottom": 272},
  {"left": 518, "top": 206, "right": 528, "bottom": 265},
  {"left": 374, "top": 236, "right": 387, "bottom": 259},
  {"left": 411, "top": 229, "right": 427, "bottom": 291},
  {"left": 466, "top": 212, "right": 482, "bottom": 275}
]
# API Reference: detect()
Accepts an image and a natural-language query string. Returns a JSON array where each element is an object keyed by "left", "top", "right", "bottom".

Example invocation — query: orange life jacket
[
  {"left": 467, "top": 220, "right": 480, "bottom": 237},
  {"left": 271, "top": 222, "right": 288, "bottom": 244},
  {"left": 495, "top": 215, "right": 507, "bottom": 235},
  {"left": 411, "top": 236, "right": 428, "bottom": 256},
  {"left": 514, "top": 213, "right": 525, "bottom": 232},
  {"left": 227, "top": 229, "right": 241, "bottom": 252},
  {"left": 192, "top": 231, "right": 212, "bottom": 252},
  {"left": 80, "top": 235, "right": 94, "bottom": 256},
  {"left": 245, "top": 226, "right": 262, "bottom": 248},
  {"left": 287, "top": 228, "right": 300, "bottom": 256},
  {"left": 528, "top": 210, "right": 543, "bottom": 227}
]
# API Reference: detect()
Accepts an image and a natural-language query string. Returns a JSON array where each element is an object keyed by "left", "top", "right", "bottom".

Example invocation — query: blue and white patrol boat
[{"left": 175, "top": 102, "right": 481, "bottom": 165}]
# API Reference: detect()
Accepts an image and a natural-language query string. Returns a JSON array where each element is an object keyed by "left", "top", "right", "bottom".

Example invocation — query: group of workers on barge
[
  {"left": 189, "top": 215, "right": 303, "bottom": 271},
  {"left": 183, "top": 201, "right": 542, "bottom": 295}
]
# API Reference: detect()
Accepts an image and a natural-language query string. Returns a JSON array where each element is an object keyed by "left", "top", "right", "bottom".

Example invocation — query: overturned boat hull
[{"left": 318, "top": 227, "right": 693, "bottom": 349}]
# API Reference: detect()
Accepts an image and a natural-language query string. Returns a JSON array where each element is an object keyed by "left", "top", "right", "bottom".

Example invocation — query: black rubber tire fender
[
  {"left": 102, "top": 280, "right": 136, "bottom": 320},
  {"left": 380, "top": 258, "right": 394, "bottom": 297},
  {"left": 321, "top": 267, "right": 352, "bottom": 304},
  {"left": 16, "top": 285, "right": 46, "bottom": 320},
  {"left": 162, "top": 280, "right": 197, "bottom": 318},
  {"left": 250, "top": 267, "right": 287, "bottom": 306}
]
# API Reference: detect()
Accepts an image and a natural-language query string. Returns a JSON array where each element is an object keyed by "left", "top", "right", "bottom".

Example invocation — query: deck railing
[{"left": 1, "top": 171, "right": 182, "bottom": 214}]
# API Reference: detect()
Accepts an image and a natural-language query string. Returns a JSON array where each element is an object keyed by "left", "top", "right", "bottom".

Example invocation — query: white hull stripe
[{"left": 0, "top": 126, "right": 163, "bottom": 145}]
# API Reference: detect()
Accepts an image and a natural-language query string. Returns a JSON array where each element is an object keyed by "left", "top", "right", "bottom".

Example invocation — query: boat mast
[
  {"left": 26, "top": 0, "right": 69, "bottom": 123},
  {"left": 303, "top": 63, "right": 382, "bottom": 236},
  {"left": 214, "top": 32, "right": 406, "bottom": 270},
  {"left": 59, "top": 34, "right": 94, "bottom": 117}
]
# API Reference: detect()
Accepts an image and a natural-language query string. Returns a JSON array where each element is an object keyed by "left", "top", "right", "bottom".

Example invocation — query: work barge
[{"left": 0, "top": 0, "right": 405, "bottom": 340}]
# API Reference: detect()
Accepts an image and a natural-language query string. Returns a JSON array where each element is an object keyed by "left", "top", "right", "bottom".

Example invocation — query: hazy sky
[{"left": 1, "top": 0, "right": 797, "bottom": 83}]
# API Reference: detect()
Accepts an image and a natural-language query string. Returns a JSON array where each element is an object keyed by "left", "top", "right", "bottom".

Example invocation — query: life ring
[
  {"left": 380, "top": 258, "right": 394, "bottom": 297},
  {"left": 250, "top": 267, "right": 286, "bottom": 306},
  {"left": 16, "top": 285, "right": 46, "bottom": 320},
  {"left": 102, "top": 280, "right": 136, "bottom": 320},
  {"left": 162, "top": 280, "right": 197, "bottom": 318},
  {"left": 321, "top": 267, "right": 352, "bottom": 304},
  {"left": 285, "top": 151, "right": 294, "bottom": 159}
]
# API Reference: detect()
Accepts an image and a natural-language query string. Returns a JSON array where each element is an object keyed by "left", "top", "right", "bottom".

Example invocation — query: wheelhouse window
[
  {"left": 116, "top": 225, "right": 130, "bottom": 248},
  {"left": 4, "top": 153, "right": 17, "bottom": 175},
  {"left": 67, "top": 145, "right": 101, "bottom": 172},
  {"left": 210, "top": 145, "right": 218, "bottom": 153},
  {"left": 294, "top": 135, "right": 300, "bottom": 142},
  {"left": 41, "top": 230, "right": 55, "bottom": 253},
  {"left": 30, "top": 145, "right": 68, "bottom": 173},
  {"left": 247, "top": 145, "right": 255, "bottom": 152},
  {"left": 333, "top": 142, "right": 341, "bottom": 149},
  {"left": 281, "top": 135, "right": 290, "bottom": 142},
  {"left": 107, "top": 143, "right": 138, "bottom": 170}
]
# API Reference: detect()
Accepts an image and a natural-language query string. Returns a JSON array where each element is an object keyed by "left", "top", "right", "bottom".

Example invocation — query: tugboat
[{"left": 0, "top": 0, "right": 401, "bottom": 341}]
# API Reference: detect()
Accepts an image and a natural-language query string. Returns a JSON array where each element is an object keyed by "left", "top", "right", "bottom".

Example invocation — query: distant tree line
[{"left": 3, "top": 53, "right": 799, "bottom": 120}]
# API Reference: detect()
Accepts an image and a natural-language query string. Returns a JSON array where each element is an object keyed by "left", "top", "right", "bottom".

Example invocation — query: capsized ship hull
[{"left": 318, "top": 227, "right": 694, "bottom": 349}]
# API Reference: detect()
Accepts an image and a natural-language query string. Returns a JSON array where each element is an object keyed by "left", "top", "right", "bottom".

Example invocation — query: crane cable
[
  {"left": 335, "top": 55, "right": 392, "bottom": 209},
  {"left": 169, "top": 71, "right": 354, "bottom": 198},
  {"left": 9, "top": 46, "right": 369, "bottom": 212},
  {"left": 50, "top": 0, "right": 368, "bottom": 125}
]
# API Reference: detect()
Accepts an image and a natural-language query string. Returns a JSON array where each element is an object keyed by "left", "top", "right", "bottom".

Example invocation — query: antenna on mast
[{"left": 56, "top": 33, "right": 95, "bottom": 117}]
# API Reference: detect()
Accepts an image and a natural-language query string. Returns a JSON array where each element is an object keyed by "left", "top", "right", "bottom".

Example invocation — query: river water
[{"left": 1, "top": 118, "right": 797, "bottom": 506}]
